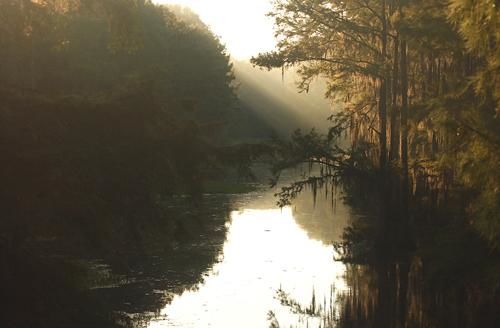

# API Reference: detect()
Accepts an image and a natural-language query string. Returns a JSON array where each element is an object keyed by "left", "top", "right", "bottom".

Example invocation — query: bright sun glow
[
  {"left": 148, "top": 207, "right": 347, "bottom": 327},
  {"left": 154, "top": 0, "right": 276, "bottom": 59}
]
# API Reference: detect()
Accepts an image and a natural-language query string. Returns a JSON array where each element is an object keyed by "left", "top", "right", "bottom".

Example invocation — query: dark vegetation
[
  {"left": 0, "top": 1, "right": 268, "bottom": 327},
  {"left": 252, "top": 0, "right": 500, "bottom": 326}
]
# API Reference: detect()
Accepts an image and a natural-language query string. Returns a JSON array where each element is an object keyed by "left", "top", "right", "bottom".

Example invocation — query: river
[
  {"left": 89, "top": 180, "right": 356, "bottom": 328},
  {"left": 88, "top": 178, "right": 498, "bottom": 328},
  {"left": 147, "top": 188, "right": 352, "bottom": 327}
]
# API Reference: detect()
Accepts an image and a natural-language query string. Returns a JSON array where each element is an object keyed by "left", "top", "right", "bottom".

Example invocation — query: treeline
[
  {"left": 0, "top": 0, "right": 240, "bottom": 249},
  {"left": 252, "top": 0, "right": 499, "bottom": 248},
  {"left": 0, "top": 1, "right": 244, "bottom": 326}
]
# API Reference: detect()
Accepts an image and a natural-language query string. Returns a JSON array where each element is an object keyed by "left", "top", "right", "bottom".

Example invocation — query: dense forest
[
  {"left": 1, "top": 0, "right": 499, "bottom": 327},
  {"left": 0, "top": 0, "right": 238, "bottom": 247},
  {"left": 253, "top": 0, "right": 499, "bottom": 247},
  {"left": 0, "top": 1, "right": 265, "bottom": 326}
]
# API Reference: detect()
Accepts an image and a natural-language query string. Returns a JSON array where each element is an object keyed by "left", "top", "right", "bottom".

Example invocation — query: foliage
[
  {"left": 253, "top": 0, "right": 500, "bottom": 249},
  {"left": 0, "top": 2, "right": 248, "bottom": 326},
  {"left": 268, "top": 124, "right": 377, "bottom": 208}
]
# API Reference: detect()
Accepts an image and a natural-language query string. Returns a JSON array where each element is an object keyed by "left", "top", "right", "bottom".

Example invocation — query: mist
[{"left": 233, "top": 61, "right": 333, "bottom": 138}]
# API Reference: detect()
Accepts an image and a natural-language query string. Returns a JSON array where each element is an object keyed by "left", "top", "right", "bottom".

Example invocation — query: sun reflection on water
[{"left": 148, "top": 206, "right": 348, "bottom": 328}]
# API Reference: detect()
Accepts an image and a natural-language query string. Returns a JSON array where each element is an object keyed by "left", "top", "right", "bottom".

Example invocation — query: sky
[{"left": 154, "top": 0, "right": 276, "bottom": 59}]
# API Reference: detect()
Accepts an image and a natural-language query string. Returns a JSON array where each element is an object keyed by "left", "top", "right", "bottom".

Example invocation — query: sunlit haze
[{"left": 154, "top": 0, "right": 276, "bottom": 59}]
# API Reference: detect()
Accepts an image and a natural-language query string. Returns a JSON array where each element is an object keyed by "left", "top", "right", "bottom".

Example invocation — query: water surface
[{"left": 144, "top": 188, "right": 352, "bottom": 327}]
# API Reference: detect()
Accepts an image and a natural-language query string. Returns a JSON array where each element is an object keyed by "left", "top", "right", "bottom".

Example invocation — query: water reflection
[
  {"left": 7, "top": 178, "right": 497, "bottom": 327},
  {"left": 292, "top": 191, "right": 351, "bottom": 245},
  {"left": 81, "top": 183, "right": 499, "bottom": 328},
  {"left": 278, "top": 215, "right": 500, "bottom": 328},
  {"left": 86, "top": 194, "right": 236, "bottom": 327},
  {"left": 148, "top": 203, "right": 349, "bottom": 328}
]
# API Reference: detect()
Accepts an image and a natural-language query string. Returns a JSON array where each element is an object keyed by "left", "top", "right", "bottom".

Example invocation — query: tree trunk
[
  {"left": 390, "top": 34, "right": 400, "bottom": 161},
  {"left": 400, "top": 35, "right": 409, "bottom": 204},
  {"left": 376, "top": 0, "right": 390, "bottom": 249},
  {"left": 379, "top": 0, "right": 388, "bottom": 171}
]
